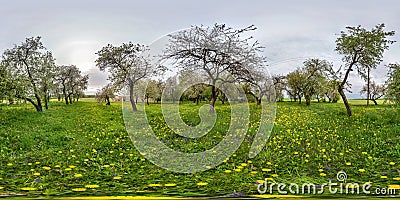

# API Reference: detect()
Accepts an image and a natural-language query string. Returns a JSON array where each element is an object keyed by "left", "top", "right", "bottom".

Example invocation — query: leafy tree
[
  {"left": 386, "top": 63, "right": 400, "bottom": 105},
  {"left": 179, "top": 70, "right": 207, "bottom": 105},
  {"left": 301, "top": 58, "right": 332, "bottom": 106},
  {"left": 324, "top": 79, "right": 341, "bottom": 103},
  {"left": 335, "top": 24, "right": 395, "bottom": 116},
  {"left": 57, "top": 65, "right": 88, "bottom": 105},
  {"left": 286, "top": 69, "right": 304, "bottom": 103},
  {"left": 163, "top": 24, "right": 265, "bottom": 112},
  {"left": 1, "top": 36, "right": 56, "bottom": 112},
  {"left": 360, "top": 81, "right": 385, "bottom": 105},
  {"left": 146, "top": 79, "right": 163, "bottom": 104},
  {"left": 96, "top": 42, "right": 164, "bottom": 111}
]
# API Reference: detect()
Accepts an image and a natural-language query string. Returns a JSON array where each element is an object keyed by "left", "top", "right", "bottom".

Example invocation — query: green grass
[{"left": 0, "top": 100, "right": 399, "bottom": 198}]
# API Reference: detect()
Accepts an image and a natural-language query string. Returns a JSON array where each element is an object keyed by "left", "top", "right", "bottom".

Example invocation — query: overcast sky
[{"left": 1, "top": 0, "right": 399, "bottom": 97}]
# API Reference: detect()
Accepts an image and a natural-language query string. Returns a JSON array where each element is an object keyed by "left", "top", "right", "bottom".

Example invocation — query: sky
[{"left": 1, "top": 0, "right": 399, "bottom": 97}]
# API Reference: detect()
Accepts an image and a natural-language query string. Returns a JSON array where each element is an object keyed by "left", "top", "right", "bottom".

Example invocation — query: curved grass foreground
[{"left": 0, "top": 99, "right": 399, "bottom": 198}]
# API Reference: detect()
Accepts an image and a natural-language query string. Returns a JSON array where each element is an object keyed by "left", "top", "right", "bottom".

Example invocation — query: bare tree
[
  {"left": 96, "top": 42, "right": 164, "bottom": 111},
  {"left": 360, "top": 81, "right": 385, "bottom": 105},
  {"left": 247, "top": 72, "right": 274, "bottom": 105},
  {"left": 163, "top": 24, "right": 265, "bottom": 112}
]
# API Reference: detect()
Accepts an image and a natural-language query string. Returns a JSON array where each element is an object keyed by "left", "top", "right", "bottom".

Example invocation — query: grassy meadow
[{"left": 0, "top": 99, "right": 399, "bottom": 198}]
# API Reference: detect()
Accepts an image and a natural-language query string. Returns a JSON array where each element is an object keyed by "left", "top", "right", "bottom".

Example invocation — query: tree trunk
[
  {"left": 338, "top": 87, "right": 352, "bottom": 116},
  {"left": 34, "top": 93, "right": 43, "bottom": 112},
  {"left": 68, "top": 94, "right": 72, "bottom": 105},
  {"left": 210, "top": 85, "right": 217, "bottom": 113},
  {"left": 298, "top": 95, "right": 302, "bottom": 104},
  {"left": 146, "top": 96, "right": 149, "bottom": 105},
  {"left": 196, "top": 97, "right": 199, "bottom": 105},
  {"left": 106, "top": 95, "right": 110, "bottom": 105},
  {"left": 256, "top": 98, "right": 261, "bottom": 105},
  {"left": 372, "top": 99, "right": 378, "bottom": 105},
  {"left": 305, "top": 96, "right": 311, "bottom": 106},
  {"left": 63, "top": 88, "right": 69, "bottom": 105},
  {"left": 44, "top": 94, "right": 49, "bottom": 110},
  {"left": 367, "top": 68, "right": 370, "bottom": 106},
  {"left": 26, "top": 97, "right": 42, "bottom": 112},
  {"left": 129, "top": 82, "right": 137, "bottom": 111}
]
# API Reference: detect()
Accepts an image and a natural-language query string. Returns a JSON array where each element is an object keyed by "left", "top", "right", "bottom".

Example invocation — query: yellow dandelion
[
  {"left": 7, "top": 163, "right": 13, "bottom": 167},
  {"left": 21, "top": 187, "right": 37, "bottom": 191},
  {"left": 393, "top": 177, "right": 400, "bottom": 181},
  {"left": 234, "top": 169, "right": 241, "bottom": 172},
  {"left": 380, "top": 176, "right": 388, "bottom": 179},
  {"left": 266, "top": 162, "right": 272, "bottom": 165},
  {"left": 28, "top": 163, "right": 32, "bottom": 166},
  {"left": 320, "top": 173, "right": 327, "bottom": 177},
  {"left": 241, "top": 163, "right": 247, "bottom": 167},
  {"left": 70, "top": 149, "right": 74, "bottom": 153},
  {"left": 250, "top": 171, "right": 257, "bottom": 174},
  {"left": 347, "top": 185, "right": 359, "bottom": 189},
  {"left": 368, "top": 156, "right": 372, "bottom": 159},
  {"left": 318, "top": 169, "right": 324, "bottom": 172},
  {"left": 266, "top": 178, "right": 274, "bottom": 181},
  {"left": 54, "top": 165, "right": 60, "bottom": 168},
  {"left": 256, "top": 180, "right": 265, "bottom": 184},
  {"left": 389, "top": 162, "right": 396, "bottom": 166},
  {"left": 42, "top": 166, "right": 51, "bottom": 170},
  {"left": 0, "top": 186, "right": 4, "bottom": 189},
  {"left": 225, "top": 170, "right": 232, "bottom": 173},
  {"left": 85, "top": 185, "right": 100, "bottom": 189},
  {"left": 148, "top": 184, "right": 162, "bottom": 187},
  {"left": 74, "top": 174, "right": 83, "bottom": 178},
  {"left": 361, "top": 152, "right": 367, "bottom": 155},
  {"left": 113, "top": 176, "right": 122, "bottom": 180},
  {"left": 305, "top": 159, "right": 309, "bottom": 163},
  {"left": 247, "top": 160, "right": 252, "bottom": 163},
  {"left": 65, "top": 168, "right": 72, "bottom": 171},
  {"left": 345, "top": 162, "right": 351, "bottom": 166},
  {"left": 262, "top": 168, "right": 272, "bottom": 172},
  {"left": 388, "top": 185, "right": 400, "bottom": 189},
  {"left": 164, "top": 183, "right": 177, "bottom": 187},
  {"left": 294, "top": 152, "right": 299, "bottom": 155},
  {"left": 358, "top": 169, "right": 366, "bottom": 173},
  {"left": 72, "top": 188, "right": 86, "bottom": 192},
  {"left": 272, "top": 174, "right": 278, "bottom": 177},
  {"left": 205, "top": 166, "right": 212, "bottom": 169},
  {"left": 33, "top": 172, "right": 40, "bottom": 176},
  {"left": 238, "top": 166, "right": 243, "bottom": 169},
  {"left": 69, "top": 165, "right": 76, "bottom": 169},
  {"left": 196, "top": 182, "right": 208, "bottom": 186}
]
